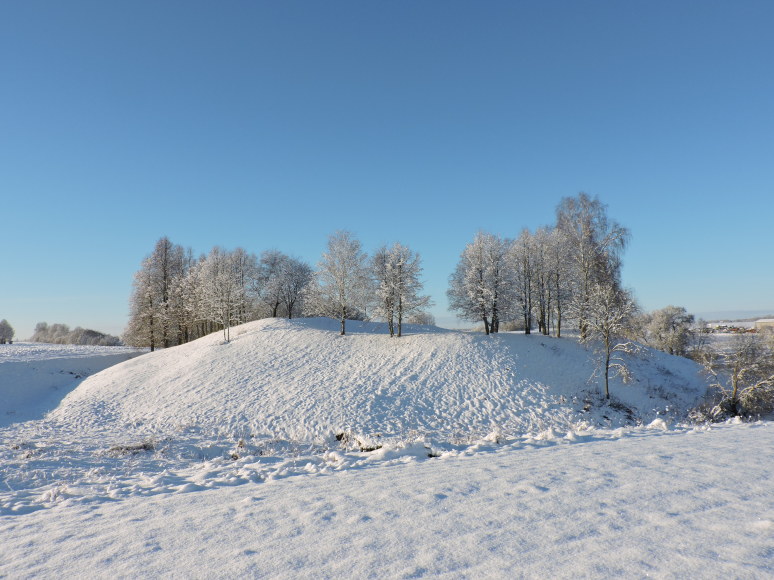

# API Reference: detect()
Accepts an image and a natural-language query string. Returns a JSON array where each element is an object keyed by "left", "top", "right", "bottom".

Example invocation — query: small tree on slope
[
  {"left": 698, "top": 332, "right": 774, "bottom": 418},
  {"left": 579, "top": 283, "right": 639, "bottom": 400}
]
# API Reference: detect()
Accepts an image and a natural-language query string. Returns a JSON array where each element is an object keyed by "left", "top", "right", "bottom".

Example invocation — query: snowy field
[
  {"left": 0, "top": 342, "right": 145, "bottom": 427},
  {"left": 1, "top": 319, "right": 772, "bottom": 578}
]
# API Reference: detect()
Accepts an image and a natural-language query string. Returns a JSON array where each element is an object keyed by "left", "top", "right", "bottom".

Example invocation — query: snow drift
[{"left": 48, "top": 317, "right": 707, "bottom": 443}]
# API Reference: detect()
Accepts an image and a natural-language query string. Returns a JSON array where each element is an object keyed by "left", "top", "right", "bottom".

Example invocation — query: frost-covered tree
[
  {"left": 448, "top": 231, "right": 512, "bottom": 335},
  {"left": 509, "top": 229, "right": 535, "bottom": 334},
  {"left": 372, "top": 242, "right": 431, "bottom": 337},
  {"left": 201, "top": 247, "right": 246, "bottom": 343},
  {"left": 168, "top": 247, "right": 199, "bottom": 343},
  {"left": 252, "top": 251, "right": 312, "bottom": 319},
  {"left": 0, "top": 319, "right": 14, "bottom": 343},
  {"left": 124, "top": 237, "right": 186, "bottom": 350},
  {"left": 530, "top": 227, "right": 553, "bottom": 336},
  {"left": 125, "top": 257, "right": 159, "bottom": 350},
  {"left": 556, "top": 193, "right": 629, "bottom": 339},
  {"left": 317, "top": 231, "right": 371, "bottom": 335},
  {"left": 372, "top": 246, "right": 396, "bottom": 336},
  {"left": 31, "top": 322, "right": 120, "bottom": 345},
  {"left": 255, "top": 250, "right": 286, "bottom": 318},
  {"left": 579, "top": 283, "right": 639, "bottom": 400},
  {"left": 279, "top": 256, "right": 313, "bottom": 319},
  {"left": 699, "top": 332, "right": 774, "bottom": 418},
  {"left": 407, "top": 311, "right": 436, "bottom": 325},
  {"left": 641, "top": 305, "right": 695, "bottom": 356},
  {"left": 546, "top": 226, "right": 573, "bottom": 338}
]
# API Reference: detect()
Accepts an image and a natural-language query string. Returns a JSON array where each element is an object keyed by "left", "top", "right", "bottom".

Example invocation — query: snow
[
  {"left": 45, "top": 317, "right": 707, "bottom": 441},
  {"left": 0, "top": 342, "right": 146, "bottom": 427},
  {"left": 1, "top": 319, "right": 771, "bottom": 578}
]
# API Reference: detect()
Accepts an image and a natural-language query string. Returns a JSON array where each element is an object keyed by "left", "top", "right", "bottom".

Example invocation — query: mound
[{"left": 48, "top": 318, "right": 708, "bottom": 443}]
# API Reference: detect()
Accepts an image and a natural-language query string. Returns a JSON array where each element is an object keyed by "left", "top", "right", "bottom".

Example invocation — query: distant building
[{"left": 754, "top": 319, "right": 774, "bottom": 331}]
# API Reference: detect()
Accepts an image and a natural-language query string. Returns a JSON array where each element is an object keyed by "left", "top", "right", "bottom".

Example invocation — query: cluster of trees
[
  {"left": 631, "top": 306, "right": 774, "bottom": 417},
  {"left": 448, "top": 193, "right": 631, "bottom": 341},
  {"left": 691, "top": 329, "right": 774, "bottom": 419},
  {"left": 124, "top": 232, "right": 432, "bottom": 349},
  {"left": 123, "top": 192, "right": 772, "bottom": 418},
  {"left": 30, "top": 322, "right": 122, "bottom": 346},
  {"left": 0, "top": 319, "right": 14, "bottom": 344},
  {"left": 447, "top": 193, "right": 634, "bottom": 398}
]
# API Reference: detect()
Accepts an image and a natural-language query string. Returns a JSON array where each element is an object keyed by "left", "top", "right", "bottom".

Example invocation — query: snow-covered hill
[
  {"left": 1, "top": 319, "right": 771, "bottom": 578},
  {"left": 47, "top": 317, "right": 707, "bottom": 444}
]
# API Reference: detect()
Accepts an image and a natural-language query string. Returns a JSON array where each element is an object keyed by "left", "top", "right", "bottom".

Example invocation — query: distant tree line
[
  {"left": 123, "top": 233, "right": 432, "bottom": 349},
  {"left": 31, "top": 322, "right": 122, "bottom": 346}
]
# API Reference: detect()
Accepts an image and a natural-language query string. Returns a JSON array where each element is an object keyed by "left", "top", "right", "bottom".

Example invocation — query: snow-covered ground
[
  {"left": 1, "top": 319, "right": 771, "bottom": 578},
  {"left": 0, "top": 342, "right": 145, "bottom": 427}
]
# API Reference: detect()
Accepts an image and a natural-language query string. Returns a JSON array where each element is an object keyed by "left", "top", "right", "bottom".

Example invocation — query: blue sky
[{"left": 2, "top": 1, "right": 773, "bottom": 339}]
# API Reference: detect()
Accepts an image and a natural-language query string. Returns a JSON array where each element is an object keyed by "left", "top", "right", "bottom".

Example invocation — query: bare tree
[
  {"left": 255, "top": 250, "right": 286, "bottom": 318},
  {"left": 317, "top": 231, "right": 371, "bottom": 335},
  {"left": 373, "top": 242, "right": 431, "bottom": 337},
  {"left": 124, "top": 237, "right": 185, "bottom": 350},
  {"left": 700, "top": 332, "right": 774, "bottom": 417},
  {"left": 448, "top": 231, "right": 511, "bottom": 335},
  {"left": 509, "top": 229, "right": 534, "bottom": 335},
  {"left": 279, "top": 256, "right": 313, "bottom": 319},
  {"left": 579, "top": 283, "right": 639, "bottom": 400},
  {"left": 372, "top": 245, "right": 396, "bottom": 336},
  {"left": 556, "top": 193, "right": 630, "bottom": 340},
  {"left": 546, "top": 226, "right": 572, "bottom": 337}
]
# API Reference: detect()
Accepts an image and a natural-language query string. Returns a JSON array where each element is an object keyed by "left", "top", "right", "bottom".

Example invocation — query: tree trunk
[{"left": 604, "top": 336, "right": 611, "bottom": 399}]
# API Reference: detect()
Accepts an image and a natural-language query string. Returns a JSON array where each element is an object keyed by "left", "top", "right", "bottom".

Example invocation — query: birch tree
[
  {"left": 317, "top": 231, "right": 370, "bottom": 335},
  {"left": 373, "top": 243, "right": 431, "bottom": 337},
  {"left": 509, "top": 229, "right": 534, "bottom": 334},
  {"left": 579, "top": 283, "right": 639, "bottom": 400},
  {"left": 556, "top": 193, "right": 629, "bottom": 340}
]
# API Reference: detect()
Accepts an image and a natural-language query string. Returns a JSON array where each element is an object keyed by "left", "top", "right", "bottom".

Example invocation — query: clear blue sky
[{"left": 2, "top": 1, "right": 773, "bottom": 339}]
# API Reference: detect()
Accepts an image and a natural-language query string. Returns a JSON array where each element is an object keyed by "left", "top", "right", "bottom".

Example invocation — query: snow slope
[
  {"left": 0, "top": 343, "right": 145, "bottom": 427},
  {"left": 47, "top": 317, "right": 707, "bottom": 444}
]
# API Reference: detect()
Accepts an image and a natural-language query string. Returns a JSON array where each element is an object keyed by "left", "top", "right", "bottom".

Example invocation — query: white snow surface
[
  {"left": 0, "top": 342, "right": 145, "bottom": 427},
  {"left": 2, "top": 318, "right": 771, "bottom": 578},
  {"left": 47, "top": 317, "right": 707, "bottom": 442}
]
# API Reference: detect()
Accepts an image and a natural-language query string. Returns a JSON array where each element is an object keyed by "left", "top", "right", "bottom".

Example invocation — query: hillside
[
  {"left": 48, "top": 317, "right": 707, "bottom": 444},
  {"left": 2, "top": 319, "right": 771, "bottom": 578}
]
